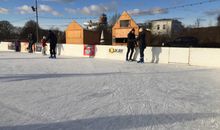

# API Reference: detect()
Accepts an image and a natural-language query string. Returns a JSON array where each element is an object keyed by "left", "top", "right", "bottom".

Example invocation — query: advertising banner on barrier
[
  {"left": 109, "top": 48, "right": 124, "bottom": 54},
  {"left": 35, "top": 44, "right": 42, "bottom": 53},
  {"left": 83, "top": 45, "right": 95, "bottom": 57}
]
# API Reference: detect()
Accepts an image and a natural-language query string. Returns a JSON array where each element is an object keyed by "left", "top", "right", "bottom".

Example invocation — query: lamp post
[{"left": 31, "top": 0, "right": 39, "bottom": 44}]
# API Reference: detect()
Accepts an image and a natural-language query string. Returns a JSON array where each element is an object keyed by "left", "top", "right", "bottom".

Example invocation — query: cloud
[
  {"left": 65, "top": 2, "right": 117, "bottom": 16},
  {"left": 65, "top": 8, "right": 77, "bottom": 14},
  {"left": 205, "top": 9, "right": 220, "bottom": 16},
  {"left": 39, "top": 4, "right": 61, "bottom": 16},
  {"left": 17, "top": 4, "right": 61, "bottom": 16},
  {"left": 17, "top": 5, "right": 33, "bottom": 14},
  {"left": 128, "top": 7, "right": 168, "bottom": 16},
  {"left": 0, "top": 7, "right": 9, "bottom": 14}
]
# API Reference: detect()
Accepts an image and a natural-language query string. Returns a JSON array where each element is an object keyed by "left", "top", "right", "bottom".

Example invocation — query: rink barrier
[
  {"left": 189, "top": 48, "right": 220, "bottom": 67},
  {"left": 0, "top": 42, "right": 11, "bottom": 51},
  {"left": 1, "top": 41, "right": 220, "bottom": 68}
]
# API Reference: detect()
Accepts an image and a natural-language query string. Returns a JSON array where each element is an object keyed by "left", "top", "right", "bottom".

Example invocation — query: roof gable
[
  {"left": 113, "top": 11, "right": 138, "bottom": 29},
  {"left": 66, "top": 20, "right": 83, "bottom": 31}
]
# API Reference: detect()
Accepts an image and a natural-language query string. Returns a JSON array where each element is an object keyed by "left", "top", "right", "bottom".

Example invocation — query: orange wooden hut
[
  {"left": 112, "top": 11, "right": 139, "bottom": 46},
  {"left": 66, "top": 20, "right": 101, "bottom": 45}
]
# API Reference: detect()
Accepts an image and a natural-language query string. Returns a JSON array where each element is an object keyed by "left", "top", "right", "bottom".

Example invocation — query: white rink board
[
  {"left": 169, "top": 48, "right": 190, "bottom": 64},
  {"left": 190, "top": 48, "right": 220, "bottom": 67},
  {"left": 1, "top": 42, "right": 220, "bottom": 67}
]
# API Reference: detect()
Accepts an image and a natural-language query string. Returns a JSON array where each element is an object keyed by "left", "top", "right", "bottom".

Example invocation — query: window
[
  {"left": 163, "top": 24, "right": 166, "bottom": 29},
  {"left": 157, "top": 25, "right": 160, "bottom": 30},
  {"left": 120, "top": 20, "right": 130, "bottom": 27}
]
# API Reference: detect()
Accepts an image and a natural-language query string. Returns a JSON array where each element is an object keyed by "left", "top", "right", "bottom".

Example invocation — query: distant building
[
  {"left": 65, "top": 21, "right": 100, "bottom": 45},
  {"left": 66, "top": 20, "right": 112, "bottom": 45},
  {"left": 150, "top": 19, "right": 183, "bottom": 36}
]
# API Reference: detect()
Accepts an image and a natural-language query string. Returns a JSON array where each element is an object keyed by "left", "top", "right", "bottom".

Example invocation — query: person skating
[
  {"left": 41, "top": 36, "right": 47, "bottom": 55},
  {"left": 126, "top": 28, "right": 136, "bottom": 61},
  {"left": 27, "top": 33, "right": 36, "bottom": 53},
  {"left": 136, "top": 28, "right": 146, "bottom": 63},
  {"left": 46, "top": 30, "right": 57, "bottom": 59}
]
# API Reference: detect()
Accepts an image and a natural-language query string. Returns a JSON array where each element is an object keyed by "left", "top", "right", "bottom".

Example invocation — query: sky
[{"left": 0, "top": 0, "right": 220, "bottom": 30}]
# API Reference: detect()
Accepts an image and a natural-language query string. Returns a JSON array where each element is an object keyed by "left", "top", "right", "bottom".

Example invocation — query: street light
[
  {"left": 32, "top": 0, "right": 39, "bottom": 44},
  {"left": 31, "top": 6, "right": 35, "bottom": 12}
]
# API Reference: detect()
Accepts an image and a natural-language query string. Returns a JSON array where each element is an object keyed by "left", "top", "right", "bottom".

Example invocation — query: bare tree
[
  {"left": 108, "top": 13, "right": 120, "bottom": 27},
  {"left": 195, "top": 18, "right": 206, "bottom": 28},
  {"left": 20, "top": 20, "right": 40, "bottom": 41},
  {"left": 0, "top": 21, "right": 14, "bottom": 41},
  {"left": 145, "top": 20, "right": 152, "bottom": 29}
]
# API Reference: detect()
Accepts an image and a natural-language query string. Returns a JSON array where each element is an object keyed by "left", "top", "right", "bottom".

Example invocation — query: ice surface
[{"left": 0, "top": 52, "right": 220, "bottom": 130}]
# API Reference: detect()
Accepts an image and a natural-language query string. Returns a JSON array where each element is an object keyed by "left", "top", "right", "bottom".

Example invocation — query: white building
[{"left": 150, "top": 19, "right": 183, "bottom": 36}]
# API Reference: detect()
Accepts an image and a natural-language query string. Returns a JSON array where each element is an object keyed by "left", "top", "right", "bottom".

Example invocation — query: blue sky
[{"left": 0, "top": 0, "right": 220, "bottom": 30}]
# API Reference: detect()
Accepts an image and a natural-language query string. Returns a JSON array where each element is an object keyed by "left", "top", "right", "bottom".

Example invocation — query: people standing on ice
[
  {"left": 136, "top": 27, "right": 146, "bottom": 63},
  {"left": 27, "top": 33, "right": 36, "bottom": 53},
  {"left": 126, "top": 28, "right": 136, "bottom": 61},
  {"left": 27, "top": 33, "right": 31, "bottom": 52},
  {"left": 15, "top": 40, "right": 21, "bottom": 52},
  {"left": 41, "top": 36, "right": 47, "bottom": 55},
  {"left": 46, "top": 30, "right": 57, "bottom": 59}
]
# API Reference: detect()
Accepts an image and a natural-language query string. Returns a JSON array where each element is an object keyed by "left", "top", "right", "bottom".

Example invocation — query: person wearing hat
[
  {"left": 41, "top": 36, "right": 47, "bottom": 55},
  {"left": 126, "top": 28, "right": 136, "bottom": 61},
  {"left": 136, "top": 27, "right": 146, "bottom": 63}
]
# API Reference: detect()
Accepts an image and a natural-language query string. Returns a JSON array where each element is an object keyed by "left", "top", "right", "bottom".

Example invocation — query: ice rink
[{"left": 0, "top": 52, "right": 220, "bottom": 130}]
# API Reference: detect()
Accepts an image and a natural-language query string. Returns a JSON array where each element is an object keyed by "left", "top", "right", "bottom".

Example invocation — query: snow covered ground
[{"left": 0, "top": 51, "right": 220, "bottom": 130}]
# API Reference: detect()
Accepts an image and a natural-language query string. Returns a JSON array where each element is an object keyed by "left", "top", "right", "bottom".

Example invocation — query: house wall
[
  {"left": 151, "top": 20, "right": 172, "bottom": 36},
  {"left": 66, "top": 30, "right": 84, "bottom": 44},
  {"left": 66, "top": 21, "right": 84, "bottom": 44}
]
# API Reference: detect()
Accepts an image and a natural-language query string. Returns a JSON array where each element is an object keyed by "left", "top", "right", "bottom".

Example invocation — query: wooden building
[
  {"left": 112, "top": 11, "right": 139, "bottom": 46},
  {"left": 66, "top": 21, "right": 100, "bottom": 45}
]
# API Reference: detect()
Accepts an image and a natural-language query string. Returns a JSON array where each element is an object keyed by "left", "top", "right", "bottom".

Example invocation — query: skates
[
  {"left": 49, "top": 55, "right": 56, "bottom": 59},
  {"left": 137, "top": 57, "right": 144, "bottom": 63}
]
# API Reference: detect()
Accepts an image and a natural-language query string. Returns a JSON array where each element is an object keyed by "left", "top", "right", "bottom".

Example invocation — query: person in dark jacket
[
  {"left": 27, "top": 33, "right": 36, "bottom": 53},
  {"left": 15, "top": 40, "right": 21, "bottom": 52},
  {"left": 136, "top": 28, "right": 146, "bottom": 63},
  {"left": 46, "top": 30, "right": 57, "bottom": 59},
  {"left": 126, "top": 28, "right": 136, "bottom": 61}
]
